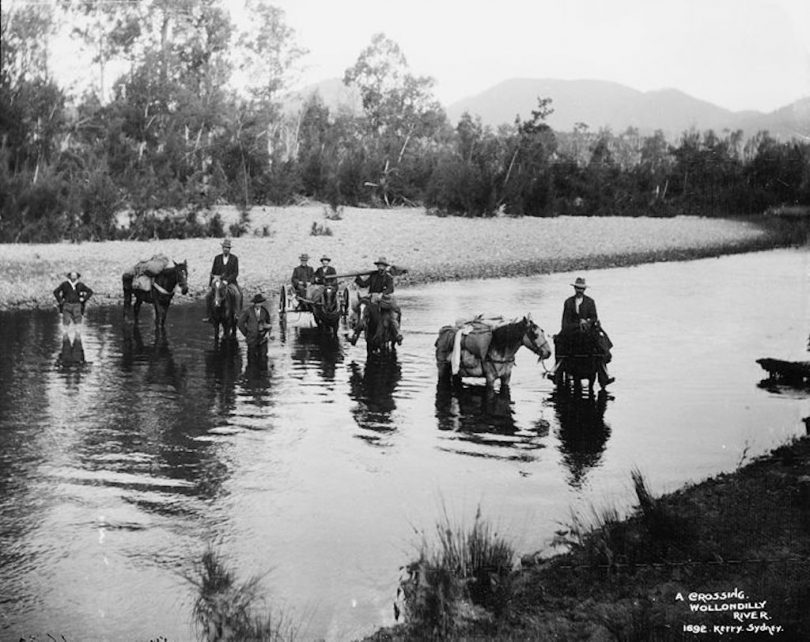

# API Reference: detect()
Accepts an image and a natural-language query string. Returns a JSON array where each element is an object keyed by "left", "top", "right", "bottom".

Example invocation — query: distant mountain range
[{"left": 286, "top": 77, "right": 810, "bottom": 140}]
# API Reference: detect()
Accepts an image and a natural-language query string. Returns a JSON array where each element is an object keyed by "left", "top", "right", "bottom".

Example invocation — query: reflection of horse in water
[
  {"left": 550, "top": 389, "right": 611, "bottom": 488},
  {"left": 121, "top": 325, "right": 187, "bottom": 390},
  {"left": 435, "top": 384, "right": 517, "bottom": 436},
  {"left": 436, "top": 315, "right": 551, "bottom": 392},
  {"left": 122, "top": 260, "right": 189, "bottom": 332},
  {"left": 347, "top": 356, "right": 402, "bottom": 436},
  {"left": 204, "top": 342, "right": 242, "bottom": 416},
  {"left": 210, "top": 276, "right": 239, "bottom": 342}
]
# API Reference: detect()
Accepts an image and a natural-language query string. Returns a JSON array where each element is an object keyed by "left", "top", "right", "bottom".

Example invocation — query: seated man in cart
[
  {"left": 309, "top": 254, "right": 338, "bottom": 307},
  {"left": 546, "top": 277, "right": 614, "bottom": 387},
  {"left": 291, "top": 253, "right": 315, "bottom": 310},
  {"left": 348, "top": 256, "right": 403, "bottom": 345}
]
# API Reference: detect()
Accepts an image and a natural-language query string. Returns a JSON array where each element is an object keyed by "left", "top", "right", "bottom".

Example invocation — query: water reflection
[
  {"left": 348, "top": 355, "right": 402, "bottom": 441},
  {"left": 204, "top": 340, "right": 242, "bottom": 417},
  {"left": 550, "top": 389, "right": 612, "bottom": 488},
  {"left": 435, "top": 384, "right": 550, "bottom": 459}
]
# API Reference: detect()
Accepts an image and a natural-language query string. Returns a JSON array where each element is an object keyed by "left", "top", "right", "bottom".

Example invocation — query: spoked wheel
[{"left": 278, "top": 285, "right": 288, "bottom": 315}]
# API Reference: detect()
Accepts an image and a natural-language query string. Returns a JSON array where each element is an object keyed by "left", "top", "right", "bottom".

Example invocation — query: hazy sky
[{"left": 269, "top": 0, "right": 809, "bottom": 113}]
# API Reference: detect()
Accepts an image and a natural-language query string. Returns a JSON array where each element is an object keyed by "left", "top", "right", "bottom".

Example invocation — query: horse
[
  {"left": 210, "top": 276, "right": 239, "bottom": 342},
  {"left": 435, "top": 314, "right": 551, "bottom": 392},
  {"left": 551, "top": 319, "right": 613, "bottom": 393},
  {"left": 122, "top": 260, "right": 188, "bottom": 332},
  {"left": 359, "top": 298, "right": 400, "bottom": 354},
  {"left": 311, "top": 284, "right": 341, "bottom": 337}
]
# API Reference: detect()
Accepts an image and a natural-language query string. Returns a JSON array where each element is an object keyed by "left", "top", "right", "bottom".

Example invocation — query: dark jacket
[
  {"left": 238, "top": 305, "right": 271, "bottom": 346},
  {"left": 314, "top": 265, "right": 337, "bottom": 285},
  {"left": 210, "top": 253, "right": 239, "bottom": 285},
  {"left": 292, "top": 265, "right": 315, "bottom": 290},
  {"left": 53, "top": 280, "right": 93, "bottom": 306},
  {"left": 355, "top": 271, "right": 394, "bottom": 295},
  {"left": 561, "top": 294, "right": 598, "bottom": 334}
]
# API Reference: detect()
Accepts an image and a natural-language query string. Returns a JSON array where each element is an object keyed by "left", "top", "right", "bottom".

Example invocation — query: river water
[{"left": 1, "top": 248, "right": 808, "bottom": 640}]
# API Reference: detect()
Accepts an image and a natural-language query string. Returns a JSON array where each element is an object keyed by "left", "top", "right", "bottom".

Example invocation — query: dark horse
[
  {"left": 435, "top": 315, "right": 551, "bottom": 392},
  {"left": 552, "top": 319, "right": 612, "bottom": 393},
  {"left": 360, "top": 299, "right": 399, "bottom": 355},
  {"left": 210, "top": 276, "right": 239, "bottom": 342},
  {"left": 122, "top": 261, "right": 188, "bottom": 331},
  {"left": 312, "top": 284, "right": 341, "bottom": 336}
]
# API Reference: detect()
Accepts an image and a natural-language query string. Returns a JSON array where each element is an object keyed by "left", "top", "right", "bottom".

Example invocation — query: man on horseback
[
  {"left": 547, "top": 277, "right": 614, "bottom": 387},
  {"left": 54, "top": 270, "right": 93, "bottom": 330},
  {"left": 204, "top": 238, "right": 242, "bottom": 322},
  {"left": 348, "top": 256, "right": 403, "bottom": 346},
  {"left": 291, "top": 253, "right": 315, "bottom": 310}
]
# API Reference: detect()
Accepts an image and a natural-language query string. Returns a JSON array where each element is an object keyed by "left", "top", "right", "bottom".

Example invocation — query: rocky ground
[{"left": 0, "top": 204, "right": 777, "bottom": 310}]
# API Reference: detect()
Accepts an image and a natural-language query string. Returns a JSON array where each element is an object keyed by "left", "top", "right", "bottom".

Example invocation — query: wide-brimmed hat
[
  {"left": 571, "top": 277, "right": 588, "bottom": 289},
  {"left": 251, "top": 293, "right": 267, "bottom": 304},
  {"left": 374, "top": 256, "right": 389, "bottom": 267},
  {"left": 67, "top": 270, "right": 81, "bottom": 278},
  {"left": 299, "top": 253, "right": 309, "bottom": 261},
  {"left": 221, "top": 238, "right": 232, "bottom": 248},
  {"left": 320, "top": 254, "right": 331, "bottom": 262}
]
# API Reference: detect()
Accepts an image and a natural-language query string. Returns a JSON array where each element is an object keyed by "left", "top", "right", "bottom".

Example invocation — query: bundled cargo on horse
[
  {"left": 435, "top": 314, "right": 551, "bottom": 391},
  {"left": 123, "top": 255, "right": 172, "bottom": 292}
]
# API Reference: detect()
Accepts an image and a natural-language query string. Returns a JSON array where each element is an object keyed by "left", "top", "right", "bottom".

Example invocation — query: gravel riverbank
[{"left": 0, "top": 205, "right": 778, "bottom": 310}]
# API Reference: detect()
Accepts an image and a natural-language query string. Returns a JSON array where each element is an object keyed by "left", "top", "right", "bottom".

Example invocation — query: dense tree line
[{"left": 2, "top": 2, "right": 808, "bottom": 243}]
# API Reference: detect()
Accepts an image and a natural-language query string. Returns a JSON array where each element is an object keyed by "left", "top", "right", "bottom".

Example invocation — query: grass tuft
[
  {"left": 396, "top": 506, "right": 515, "bottom": 637},
  {"left": 187, "top": 547, "right": 299, "bottom": 642},
  {"left": 310, "top": 221, "right": 333, "bottom": 236}
]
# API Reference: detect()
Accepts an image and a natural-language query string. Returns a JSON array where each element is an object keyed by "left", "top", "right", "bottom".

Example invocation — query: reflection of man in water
[
  {"left": 53, "top": 270, "right": 93, "bottom": 332},
  {"left": 554, "top": 390, "right": 611, "bottom": 488}
]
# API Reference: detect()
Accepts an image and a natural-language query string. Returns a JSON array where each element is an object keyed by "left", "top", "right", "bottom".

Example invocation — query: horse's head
[
  {"left": 212, "top": 276, "right": 226, "bottom": 308},
  {"left": 175, "top": 260, "right": 189, "bottom": 295},
  {"left": 522, "top": 314, "right": 552, "bottom": 360},
  {"left": 322, "top": 285, "right": 339, "bottom": 314}
]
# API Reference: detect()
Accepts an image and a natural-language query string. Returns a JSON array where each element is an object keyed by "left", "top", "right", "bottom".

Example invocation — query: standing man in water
[{"left": 53, "top": 270, "right": 93, "bottom": 332}]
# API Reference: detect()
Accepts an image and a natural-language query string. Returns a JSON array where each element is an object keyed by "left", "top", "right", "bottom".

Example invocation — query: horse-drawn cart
[{"left": 278, "top": 284, "right": 317, "bottom": 328}]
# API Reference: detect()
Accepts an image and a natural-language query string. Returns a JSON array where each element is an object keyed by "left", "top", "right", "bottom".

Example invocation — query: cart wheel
[{"left": 278, "top": 286, "right": 287, "bottom": 314}]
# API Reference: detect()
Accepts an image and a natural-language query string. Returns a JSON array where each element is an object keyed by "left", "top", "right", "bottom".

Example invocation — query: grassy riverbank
[
  {"left": 369, "top": 432, "right": 810, "bottom": 640},
  {"left": 0, "top": 205, "right": 791, "bottom": 310}
]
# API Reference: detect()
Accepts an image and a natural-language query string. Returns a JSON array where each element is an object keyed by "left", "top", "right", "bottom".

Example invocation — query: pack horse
[
  {"left": 435, "top": 314, "right": 551, "bottom": 392},
  {"left": 123, "top": 255, "right": 189, "bottom": 331}
]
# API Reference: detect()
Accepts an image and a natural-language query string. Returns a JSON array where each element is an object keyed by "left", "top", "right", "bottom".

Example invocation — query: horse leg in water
[
  {"left": 154, "top": 298, "right": 167, "bottom": 333},
  {"left": 133, "top": 293, "right": 143, "bottom": 323}
]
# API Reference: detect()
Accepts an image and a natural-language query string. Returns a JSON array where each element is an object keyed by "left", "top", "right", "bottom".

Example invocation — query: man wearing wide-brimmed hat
[
  {"left": 204, "top": 238, "right": 242, "bottom": 322},
  {"left": 53, "top": 270, "right": 93, "bottom": 329},
  {"left": 313, "top": 254, "right": 337, "bottom": 286},
  {"left": 291, "top": 253, "right": 315, "bottom": 307},
  {"left": 238, "top": 293, "right": 272, "bottom": 360},
  {"left": 349, "top": 256, "right": 403, "bottom": 345},
  {"left": 547, "top": 277, "right": 614, "bottom": 387}
]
